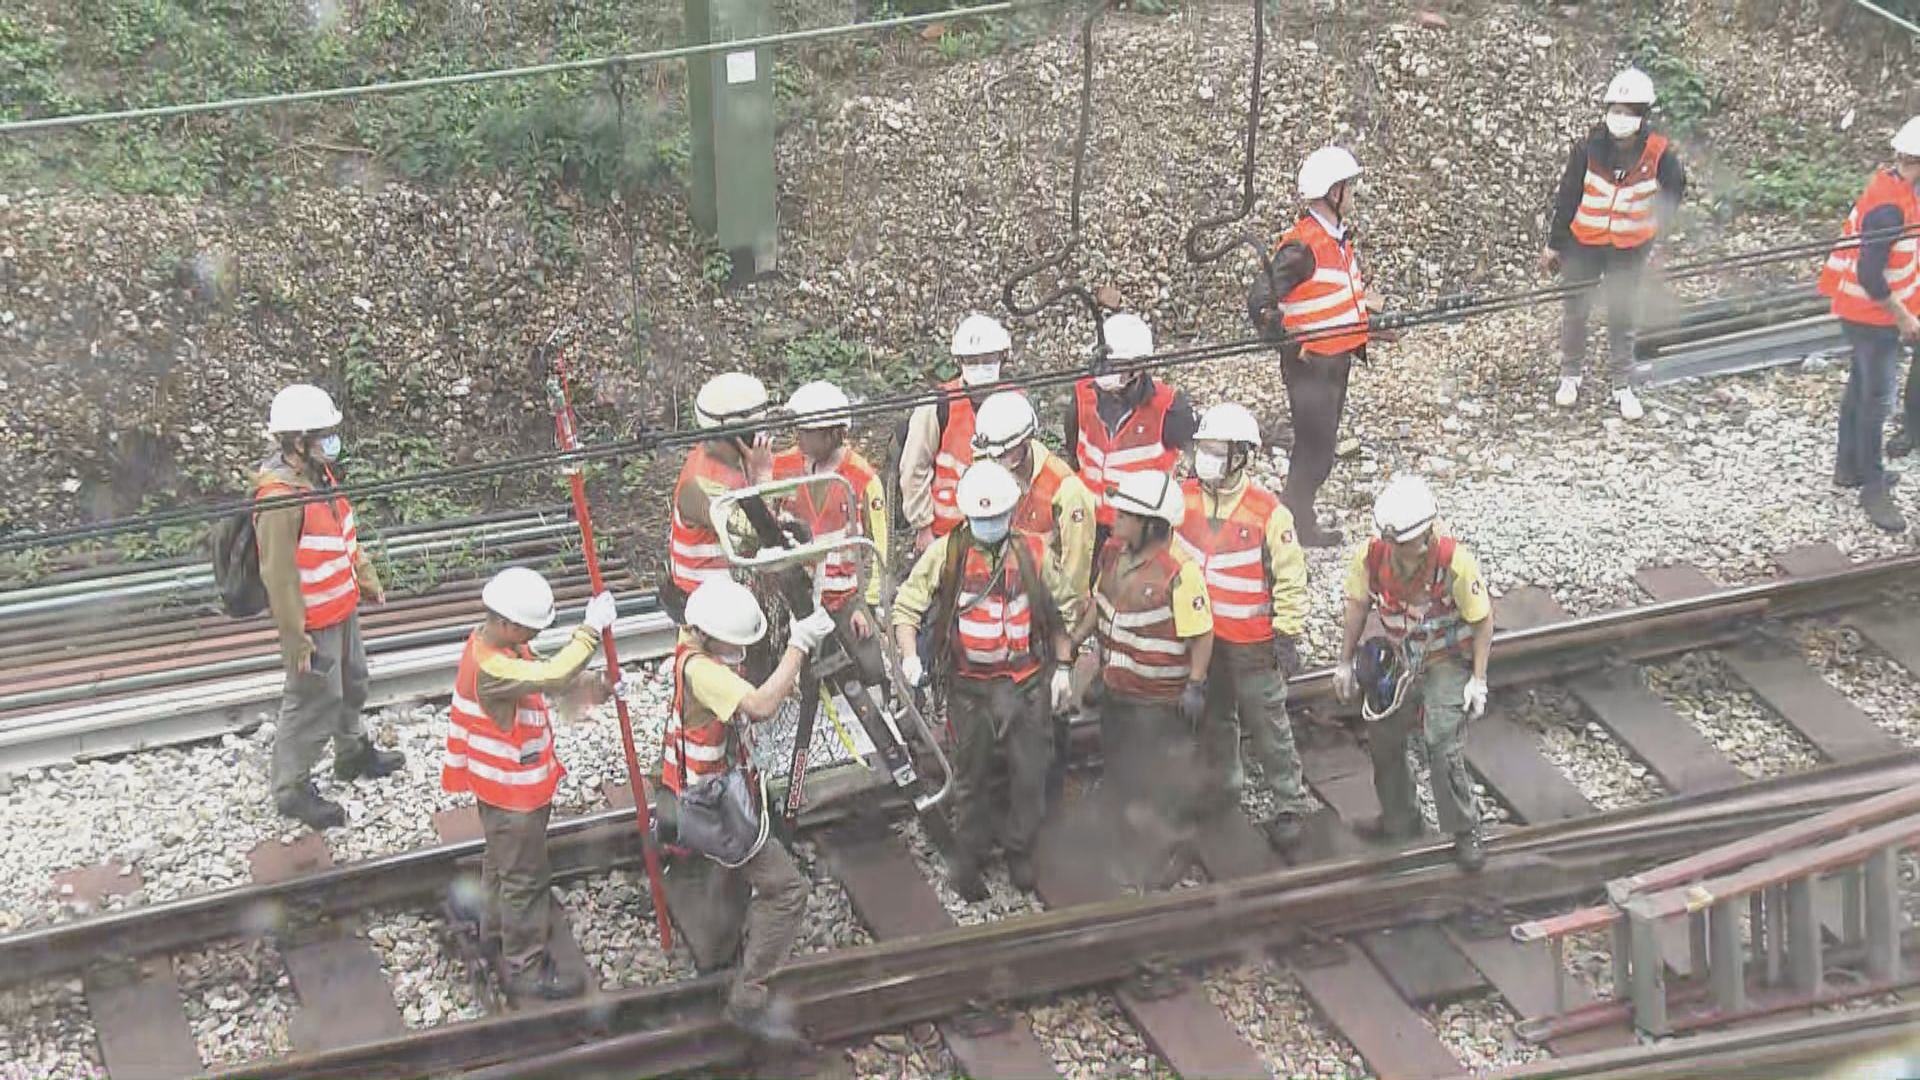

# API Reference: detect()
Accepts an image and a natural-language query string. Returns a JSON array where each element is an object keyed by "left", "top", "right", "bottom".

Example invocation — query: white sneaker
[
  {"left": 1615, "top": 387, "right": 1644, "bottom": 421},
  {"left": 1554, "top": 376, "right": 1580, "bottom": 409}
]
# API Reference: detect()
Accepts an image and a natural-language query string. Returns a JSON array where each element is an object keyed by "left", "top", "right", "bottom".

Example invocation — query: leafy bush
[{"left": 1628, "top": 21, "right": 1714, "bottom": 135}]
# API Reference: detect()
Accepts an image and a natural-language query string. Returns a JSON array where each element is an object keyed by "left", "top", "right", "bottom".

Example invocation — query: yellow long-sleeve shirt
[
  {"left": 474, "top": 625, "right": 600, "bottom": 731},
  {"left": 1190, "top": 480, "right": 1308, "bottom": 639},
  {"left": 1022, "top": 443, "right": 1098, "bottom": 625},
  {"left": 890, "top": 532, "right": 1073, "bottom": 631}
]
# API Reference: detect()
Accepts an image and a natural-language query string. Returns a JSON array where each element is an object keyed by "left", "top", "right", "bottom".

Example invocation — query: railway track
[{"left": 8, "top": 542, "right": 1920, "bottom": 1078}]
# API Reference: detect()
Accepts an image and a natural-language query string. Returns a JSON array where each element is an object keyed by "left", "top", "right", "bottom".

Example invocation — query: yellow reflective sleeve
[
  {"left": 475, "top": 626, "right": 600, "bottom": 701},
  {"left": 1342, "top": 544, "right": 1373, "bottom": 604},
  {"left": 1169, "top": 557, "right": 1214, "bottom": 639},
  {"left": 1052, "top": 473, "right": 1098, "bottom": 624},
  {"left": 861, "top": 472, "right": 889, "bottom": 608},
  {"left": 890, "top": 535, "right": 951, "bottom": 630},
  {"left": 1449, "top": 544, "right": 1493, "bottom": 624},
  {"left": 1264, "top": 505, "right": 1308, "bottom": 638},
  {"left": 685, "top": 653, "right": 754, "bottom": 726}
]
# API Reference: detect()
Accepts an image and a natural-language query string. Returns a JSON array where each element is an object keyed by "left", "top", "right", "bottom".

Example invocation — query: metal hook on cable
[
  {"left": 1182, "top": 0, "right": 1268, "bottom": 266},
  {"left": 1001, "top": 1, "right": 1111, "bottom": 360}
]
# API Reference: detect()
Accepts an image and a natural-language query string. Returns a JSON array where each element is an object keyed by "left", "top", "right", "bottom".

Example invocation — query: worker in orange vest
[
  {"left": 1541, "top": 67, "right": 1687, "bottom": 422},
  {"left": 1175, "top": 403, "right": 1314, "bottom": 850},
  {"left": 1821, "top": 116, "right": 1920, "bottom": 534},
  {"left": 442, "top": 568, "right": 619, "bottom": 1002},
  {"left": 1256, "top": 147, "right": 1379, "bottom": 548},
  {"left": 1065, "top": 312, "right": 1197, "bottom": 565},
  {"left": 899, "top": 314, "right": 1012, "bottom": 554},
  {"left": 255, "top": 383, "right": 402, "bottom": 831},
  {"left": 667, "top": 372, "right": 774, "bottom": 604}
]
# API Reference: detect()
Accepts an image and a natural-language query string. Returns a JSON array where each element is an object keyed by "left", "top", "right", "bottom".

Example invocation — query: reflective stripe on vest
[
  {"left": 773, "top": 448, "right": 879, "bottom": 609},
  {"left": 950, "top": 535, "right": 1045, "bottom": 681},
  {"left": 1819, "top": 169, "right": 1920, "bottom": 327},
  {"left": 930, "top": 381, "right": 979, "bottom": 537},
  {"left": 256, "top": 472, "right": 360, "bottom": 631},
  {"left": 1013, "top": 452, "right": 1070, "bottom": 539},
  {"left": 1365, "top": 536, "right": 1466, "bottom": 650},
  {"left": 440, "top": 632, "right": 564, "bottom": 811},
  {"left": 1569, "top": 133, "right": 1669, "bottom": 250},
  {"left": 663, "top": 642, "right": 741, "bottom": 794},
  {"left": 1275, "top": 214, "right": 1369, "bottom": 356},
  {"left": 1094, "top": 542, "right": 1190, "bottom": 700},
  {"left": 1174, "top": 482, "right": 1279, "bottom": 644},
  {"left": 669, "top": 446, "right": 747, "bottom": 593},
  {"left": 1073, "top": 379, "right": 1179, "bottom": 526}
]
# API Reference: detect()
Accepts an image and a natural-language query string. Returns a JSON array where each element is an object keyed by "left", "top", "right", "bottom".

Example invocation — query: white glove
[
  {"left": 583, "top": 591, "right": 619, "bottom": 633},
  {"left": 1332, "top": 662, "right": 1358, "bottom": 703},
  {"left": 1463, "top": 676, "right": 1489, "bottom": 720},
  {"left": 1050, "top": 668, "right": 1074, "bottom": 714},
  {"left": 787, "top": 609, "right": 835, "bottom": 654},
  {"left": 615, "top": 667, "right": 647, "bottom": 697},
  {"left": 901, "top": 655, "right": 928, "bottom": 688}
]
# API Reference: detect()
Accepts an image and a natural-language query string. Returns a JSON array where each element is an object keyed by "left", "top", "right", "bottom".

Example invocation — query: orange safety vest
[
  {"left": 441, "top": 631, "right": 565, "bottom": 812},
  {"left": 1364, "top": 536, "right": 1468, "bottom": 651},
  {"left": 1174, "top": 481, "right": 1282, "bottom": 645},
  {"left": 950, "top": 535, "right": 1047, "bottom": 683},
  {"left": 1073, "top": 379, "right": 1179, "bottom": 526},
  {"left": 772, "top": 448, "right": 880, "bottom": 611},
  {"left": 1569, "top": 133, "right": 1670, "bottom": 250},
  {"left": 929, "top": 381, "right": 980, "bottom": 537},
  {"left": 669, "top": 446, "right": 747, "bottom": 593},
  {"left": 1094, "top": 540, "right": 1192, "bottom": 701},
  {"left": 255, "top": 468, "right": 361, "bottom": 632},
  {"left": 1274, "top": 213, "right": 1370, "bottom": 356},
  {"left": 1012, "top": 451, "right": 1072, "bottom": 539},
  {"left": 663, "top": 641, "right": 747, "bottom": 794},
  {"left": 1819, "top": 168, "right": 1920, "bottom": 328}
]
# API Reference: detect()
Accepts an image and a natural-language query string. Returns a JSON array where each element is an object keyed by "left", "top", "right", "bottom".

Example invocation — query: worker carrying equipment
[
  {"left": 1543, "top": 66, "right": 1687, "bottom": 422},
  {"left": 668, "top": 372, "right": 774, "bottom": 605},
  {"left": 253, "top": 383, "right": 402, "bottom": 832},
  {"left": 896, "top": 313, "right": 1015, "bottom": 553},
  {"left": 1070, "top": 469, "right": 1215, "bottom": 889},
  {"left": 665, "top": 578, "right": 834, "bottom": 1043},
  {"left": 1066, "top": 313, "right": 1198, "bottom": 548},
  {"left": 1175, "top": 403, "right": 1314, "bottom": 850},
  {"left": 443, "top": 568, "right": 619, "bottom": 1002},
  {"left": 1332, "top": 474, "right": 1494, "bottom": 872},
  {"left": 892, "top": 460, "right": 1075, "bottom": 899}
]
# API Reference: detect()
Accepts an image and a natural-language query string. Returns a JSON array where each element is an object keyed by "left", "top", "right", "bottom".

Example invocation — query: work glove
[
  {"left": 1463, "top": 676, "right": 1489, "bottom": 720},
  {"left": 901, "top": 654, "right": 929, "bottom": 689},
  {"left": 583, "top": 591, "right": 619, "bottom": 633},
  {"left": 1332, "top": 660, "right": 1358, "bottom": 703},
  {"left": 1050, "top": 668, "right": 1074, "bottom": 714},
  {"left": 787, "top": 609, "right": 836, "bottom": 655},
  {"left": 1272, "top": 634, "right": 1301, "bottom": 676},
  {"left": 615, "top": 667, "right": 648, "bottom": 698},
  {"left": 1180, "top": 681, "right": 1207, "bottom": 727}
]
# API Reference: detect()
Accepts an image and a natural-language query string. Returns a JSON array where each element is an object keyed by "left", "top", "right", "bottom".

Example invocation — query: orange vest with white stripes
[
  {"left": 772, "top": 448, "right": 880, "bottom": 611},
  {"left": 669, "top": 446, "right": 747, "bottom": 593},
  {"left": 929, "top": 381, "right": 979, "bottom": 537},
  {"left": 1094, "top": 540, "right": 1191, "bottom": 701},
  {"left": 441, "top": 632, "right": 564, "bottom": 812},
  {"left": 1174, "top": 482, "right": 1281, "bottom": 645},
  {"left": 255, "top": 469, "right": 361, "bottom": 632},
  {"left": 1569, "top": 133, "right": 1670, "bottom": 251},
  {"left": 949, "top": 535, "right": 1048, "bottom": 683},
  {"left": 1819, "top": 168, "right": 1920, "bottom": 328},
  {"left": 1073, "top": 379, "right": 1179, "bottom": 527},
  {"left": 1275, "top": 214, "right": 1369, "bottom": 356},
  {"left": 663, "top": 641, "right": 745, "bottom": 794},
  {"left": 1364, "top": 536, "right": 1467, "bottom": 651},
  {"left": 1013, "top": 452, "right": 1072, "bottom": 539}
]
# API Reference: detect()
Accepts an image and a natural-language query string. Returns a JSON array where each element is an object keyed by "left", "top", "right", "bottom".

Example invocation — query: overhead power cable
[{"left": 1, "top": 223, "right": 1910, "bottom": 556}]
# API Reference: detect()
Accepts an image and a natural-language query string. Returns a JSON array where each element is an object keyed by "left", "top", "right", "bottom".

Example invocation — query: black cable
[{"left": 3, "top": 221, "right": 1912, "bottom": 556}]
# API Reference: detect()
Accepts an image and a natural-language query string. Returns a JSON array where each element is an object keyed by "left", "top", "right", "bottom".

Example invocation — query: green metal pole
[{"left": 686, "top": 0, "right": 778, "bottom": 279}]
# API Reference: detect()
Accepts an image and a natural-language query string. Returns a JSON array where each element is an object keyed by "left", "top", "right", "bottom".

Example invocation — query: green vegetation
[
  {"left": 1731, "top": 149, "right": 1861, "bottom": 216},
  {"left": 778, "top": 329, "right": 928, "bottom": 401},
  {"left": 344, "top": 431, "right": 472, "bottom": 526},
  {"left": 1627, "top": 20, "right": 1714, "bottom": 135}
]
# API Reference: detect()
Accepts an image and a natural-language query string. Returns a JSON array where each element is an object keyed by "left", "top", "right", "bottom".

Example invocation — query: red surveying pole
[{"left": 544, "top": 337, "right": 673, "bottom": 952}]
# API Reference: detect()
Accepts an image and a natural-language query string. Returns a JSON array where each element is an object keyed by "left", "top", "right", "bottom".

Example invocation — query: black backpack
[{"left": 210, "top": 507, "right": 269, "bottom": 618}]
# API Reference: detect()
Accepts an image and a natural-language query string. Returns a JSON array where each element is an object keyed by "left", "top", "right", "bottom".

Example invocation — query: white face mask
[
  {"left": 315, "top": 434, "right": 342, "bottom": 461},
  {"left": 1605, "top": 112, "right": 1643, "bottom": 139},
  {"left": 1193, "top": 449, "right": 1229, "bottom": 482},
  {"left": 1094, "top": 373, "right": 1129, "bottom": 393},
  {"left": 970, "top": 512, "right": 1013, "bottom": 545},
  {"left": 960, "top": 362, "right": 1001, "bottom": 387},
  {"left": 710, "top": 643, "right": 747, "bottom": 668}
]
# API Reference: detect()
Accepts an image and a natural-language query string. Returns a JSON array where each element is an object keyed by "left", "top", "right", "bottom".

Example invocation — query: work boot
[
  {"left": 334, "top": 737, "right": 406, "bottom": 781},
  {"left": 1889, "top": 428, "right": 1914, "bottom": 458},
  {"left": 1614, "top": 387, "right": 1644, "bottom": 422},
  {"left": 1552, "top": 376, "right": 1580, "bottom": 409},
  {"left": 947, "top": 855, "right": 989, "bottom": 903},
  {"left": 1861, "top": 481, "right": 1907, "bottom": 534},
  {"left": 1452, "top": 830, "right": 1486, "bottom": 873},
  {"left": 1355, "top": 814, "right": 1426, "bottom": 845},
  {"left": 505, "top": 958, "right": 586, "bottom": 1003},
  {"left": 1262, "top": 812, "right": 1305, "bottom": 852},
  {"left": 1834, "top": 469, "right": 1900, "bottom": 490},
  {"left": 726, "top": 985, "right": 808, "bottom": 1046},
  {"left": 1006, "top": 851, "right": 1036, "bottom": 893},
  {"left": 276, "top": 783, "right": 346, "bottom": 831}
]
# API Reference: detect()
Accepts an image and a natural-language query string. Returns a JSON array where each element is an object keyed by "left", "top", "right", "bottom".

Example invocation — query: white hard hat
[
  {"left": 1894, "top": 116, "right": 1920, "bottom": 158},
  {"left": 481, "top": 567, "right": 558, "bottom": 630},
  {"left": 1102, "top": 312, "right": 1154, "bottom": 361},
  {"left": 1604, "top": 67, "right": 1656, "bottom": 107},
  {"left": 955, "top": 460, "right": 1022, "bottom": 519},
  {"left": 787, "top": 379, "right": 852, "bottom": 430},
  {"left": 1298, "top": 146, "right": 1363, "bottom": 200},
  {"left": 266, "top": 384, "right": 343, "bottom": 434},
  {"left": 695, "top": 372, "right": 770, "bottom": 430},
  {"left": 1110, "top": 470, "right": 1184, "bottom": 527},
  {"left": 684, "top": 579, "right": 768, "bottom": 646},
  {"left": 1193, "top": 402, "right": 1262, "bottom": 447},
  {"left": 1373, "top": 474, "right": 1439, "bottom": 543},
  {"left": 971, "top": 392, "right": 1038, "bottom": 457},
  {"left": 951, "top": 313, "right": 1012, "bottom": 358}
]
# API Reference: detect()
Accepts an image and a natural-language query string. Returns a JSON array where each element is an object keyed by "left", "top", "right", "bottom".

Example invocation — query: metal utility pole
[{"left": 684, "top": 0, "right": 779, "bottom": 280}]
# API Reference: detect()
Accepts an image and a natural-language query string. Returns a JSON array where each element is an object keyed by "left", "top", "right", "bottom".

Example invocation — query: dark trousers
[
  {"left": 1098, "top": 693, "right": 1198, "bottom": 886},
  {"left": 948, "top": 674, "right": 1053, "bottom": 867},
  {"left": 1837, "top": 322, "right": 1909, "bottom": 487},
  {"left": 1560, "top": 243, "right": 1650, "bottom": 387},
  {"left": 1279, "top": 350, "right": 1354, "bottom": 524},
  {"left": 478, "top": 802, "right": 555, "bottom": 977},
  {"left": 669, "top": 838, "right": 809, "bottom": 1010},
  {"left": 272, "top": 613, "right": 370, "bottom": 801}
]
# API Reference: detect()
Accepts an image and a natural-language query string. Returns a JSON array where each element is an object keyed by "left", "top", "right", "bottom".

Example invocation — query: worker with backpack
[{"left": 894, "top": 314, "right": 1013, "bottom": 555}]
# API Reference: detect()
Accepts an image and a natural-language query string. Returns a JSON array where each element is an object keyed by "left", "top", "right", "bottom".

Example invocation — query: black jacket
[{"left": 1547, "top": 124, "right": 1687, "bottom": 253}]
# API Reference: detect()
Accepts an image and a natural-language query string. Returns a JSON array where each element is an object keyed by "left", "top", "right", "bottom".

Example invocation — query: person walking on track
[
  {"left": 442, "top": 568, "right": 619, "bottom": 1002},
  {"left": 254, "top": 383, "right": 402, "bottom": 830}
]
